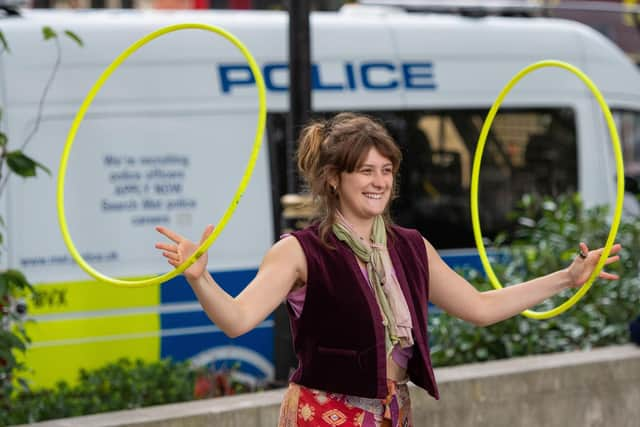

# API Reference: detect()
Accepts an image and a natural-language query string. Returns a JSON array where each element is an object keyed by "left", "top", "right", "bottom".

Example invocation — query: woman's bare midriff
[
  {"left": 351, "top": 257, "right": 410, "bottom": 383},
  {"left": 387, "top": 356, "right": 408, "bottom": 382}
]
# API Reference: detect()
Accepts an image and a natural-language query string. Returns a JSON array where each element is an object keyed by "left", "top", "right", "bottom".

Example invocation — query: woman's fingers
[
  {"left": 576, "top": 243, "right": 622, "bottom": 269},
  {"left": 156, "top": 226, "right": 185, "bottom": 244},
  {"left": 598, "top": 271, "right": 620, "bottom": 280},
  {"left": 155, "top": 242, "right": 175, "bottom": 252},
  {"left": 579, "top": 242, "right": 589, "bottom": 257},
  {"left": 592, "top": 243, "right": 622, "bottom": 257},
  {"left": 156, "top": 226, "right": 211, "bottom": 277},
  {"left": 199, "top": 224, "right": 215, "bottom": 245},
  {"left": 591, "top": 244, "right": 622, "bottom": 280},
  {"left": 163, "top": 251, "right": 180, "bottom": 262},
  {"left": 604, "top": 255, "right": 621, "bottom": 265}
]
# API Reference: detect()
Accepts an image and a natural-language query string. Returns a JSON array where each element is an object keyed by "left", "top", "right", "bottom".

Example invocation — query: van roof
[
  {"left": 4, "top": 8, "right": 640, "bottom": 108},
  {"left": 6, "top": 7, "right": 622, "bottom": 61}
]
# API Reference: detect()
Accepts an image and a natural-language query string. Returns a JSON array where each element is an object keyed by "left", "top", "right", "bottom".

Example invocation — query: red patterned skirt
[{"left": 278, "top": 380, "right": 412, "bottom": 427}]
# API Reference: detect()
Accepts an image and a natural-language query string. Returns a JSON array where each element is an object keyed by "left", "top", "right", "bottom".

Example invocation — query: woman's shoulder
[
  {"left": 291, "top": 222, "right": 320, "bottom": 236},
  {"left": 290, "top": 223, "right": 326, "bottom": 243},
  {"left": 389, "top": 224, "right": 424, "bottom": 240},
  {"left": 288, "top": 222, "right": 342, "bottom": 255},
  {"left": 390, "top": 223, "right": 415, "bottom": 233},
  {"left": 389, "top": 224, "right": 428, "bottom": 254},
  {"left": 389, "top": 225, "right": 430, "bottom": 270}
]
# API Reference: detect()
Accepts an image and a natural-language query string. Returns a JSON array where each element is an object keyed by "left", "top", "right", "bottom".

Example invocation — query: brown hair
[{"left": 296, "top": 112, "right": 402, "bottom": 244}]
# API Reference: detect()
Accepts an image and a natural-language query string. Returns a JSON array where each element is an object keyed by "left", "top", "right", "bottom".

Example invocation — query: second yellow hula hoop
[
  {"left": 470, "top": 60, "right": 624, "bottom": 319},
  {"left": 57, "top": 23, "right": 267, "bottom": 288}
]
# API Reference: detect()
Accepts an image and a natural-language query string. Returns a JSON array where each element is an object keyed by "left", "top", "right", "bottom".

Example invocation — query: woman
[{"left": 155, "top": 113, "right": 621, "bottom": 426}]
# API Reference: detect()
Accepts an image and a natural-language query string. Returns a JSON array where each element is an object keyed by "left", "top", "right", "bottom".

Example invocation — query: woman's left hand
[{"left": 566, "top": 242, "right": 622, "bottom": 288}]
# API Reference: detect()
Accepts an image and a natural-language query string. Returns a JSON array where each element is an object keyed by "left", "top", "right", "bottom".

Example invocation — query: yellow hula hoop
[
  {"left": 57, "top": 23, "right": 267, "bottom": 288},
  {"left": 470, "top": 60, "right": 624, "bottom": 319}
]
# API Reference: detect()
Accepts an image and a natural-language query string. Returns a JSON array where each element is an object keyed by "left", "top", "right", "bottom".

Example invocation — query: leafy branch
[
  {"left": 0, "top": 25, "right": 83, "bottom": 419},
  {"left": 0, "top": 27, "right": 82, "bottom": 193}
]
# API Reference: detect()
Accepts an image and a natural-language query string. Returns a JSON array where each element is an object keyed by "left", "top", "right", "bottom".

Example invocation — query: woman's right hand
[{"left": 155, "top": 224, "right": 214, "bottom": 282}]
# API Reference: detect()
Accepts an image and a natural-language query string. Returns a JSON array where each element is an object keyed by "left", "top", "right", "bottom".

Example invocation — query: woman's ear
[{"left": 328, "top": 172, "right": 339, "bottom": 192}]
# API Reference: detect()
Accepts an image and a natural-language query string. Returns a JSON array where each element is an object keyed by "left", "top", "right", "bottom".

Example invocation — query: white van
[{"left": 3, "top": 5, "right": 640, "bottom": 388}]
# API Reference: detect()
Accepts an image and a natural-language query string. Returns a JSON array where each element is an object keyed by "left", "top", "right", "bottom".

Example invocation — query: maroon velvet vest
[{"left": 288, "top": 224, "right": 439, "bottom": 400}]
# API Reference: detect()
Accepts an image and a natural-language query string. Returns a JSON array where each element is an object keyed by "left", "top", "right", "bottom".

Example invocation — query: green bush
[
  {"left": 4, "top": 358, "right": 195, "bottom": 426},
  {"left": 3, "top": 357, "right": 266, "bottom": 426},
  {"left": 429, "top": 193, "right": 640, "bottom": 367}
]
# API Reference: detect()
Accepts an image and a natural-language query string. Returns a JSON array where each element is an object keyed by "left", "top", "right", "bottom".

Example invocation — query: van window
[
  {"left": 390, "top": 108, "right": 577, "bottom": 248},
  {"left": 267, "top": 108, "right": 577, "bottom": 249},
  {"left": 613, "top": 110, "right": 640, "bottom": 193}
]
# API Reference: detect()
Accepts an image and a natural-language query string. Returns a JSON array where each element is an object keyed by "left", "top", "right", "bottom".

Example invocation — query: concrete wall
[{"left": 16, "top": 344, "right": 640, "bottom": 427}]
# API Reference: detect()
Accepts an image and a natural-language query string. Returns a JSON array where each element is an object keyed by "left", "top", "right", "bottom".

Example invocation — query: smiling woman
[
  {"left": 155, "top": 112, "right": 622, "bottom": 427},
  {"left": 296, "top": 113, "right": 402, "bottom": 243}
]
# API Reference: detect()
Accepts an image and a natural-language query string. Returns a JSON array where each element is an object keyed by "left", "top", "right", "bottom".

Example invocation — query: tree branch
[
  {"left": 19, "top": 36, "right": 61, "bottom": 152},
  {"left": 0, "top": 36, "right": 62, "bottom": 194}
]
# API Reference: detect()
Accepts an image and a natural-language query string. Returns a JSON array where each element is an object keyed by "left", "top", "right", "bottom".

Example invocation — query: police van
[{"left": 3, "top": 4, "right": 640, "bottom": 389}]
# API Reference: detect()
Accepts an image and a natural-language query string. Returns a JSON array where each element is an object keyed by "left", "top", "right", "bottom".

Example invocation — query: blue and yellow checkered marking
[{"left": 21, "top": 269, "right": 272, "bottom": 389}]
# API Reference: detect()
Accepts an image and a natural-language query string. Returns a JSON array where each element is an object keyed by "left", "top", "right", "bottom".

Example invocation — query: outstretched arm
[
  {"left": 426, "top": 238, "right": 621, "bottom": 326},
  {"left": 156, "top": 225, "right": 306, "bottom": 337}
]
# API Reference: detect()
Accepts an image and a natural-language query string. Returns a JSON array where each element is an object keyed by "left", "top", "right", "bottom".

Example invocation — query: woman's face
[{"left": 336, "top": 147, "right": 394, "bottom": 222}]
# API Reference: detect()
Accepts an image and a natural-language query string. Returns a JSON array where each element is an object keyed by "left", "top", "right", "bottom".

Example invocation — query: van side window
[
  {"left": 613, "top": 110, "right": 640, "bottom": 216},
  {"left": 267, "top": 109, "right": 577, "bottom": 249},
  {"left": 614, "top": 110, "right": 640, "bottom": 193},
  {"left": 390, "top": 109, "right": 577, "bottom": 249}
]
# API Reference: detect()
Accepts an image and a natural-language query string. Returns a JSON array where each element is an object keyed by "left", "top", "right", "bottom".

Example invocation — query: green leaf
[
  {"left": 3, "top": 269, "right": 32, "bottom": 292},
  {"left": 6, "top": 151, "right": 41, "bottom": 177},
  {"left": 17, "top": 377, "right": 31, "bottom": 393},
  {"left": 35, "top": 159, "right": 52, "bottom": 176},
  {"left": 0, "top": 131, "right": 7, "bottom": 147},
  {"left": 0, "top": 348, "right": 17, "bottom": 367},
  {"left": 0, "top": 330, "right": 26, "bottom": 352},
  {"left": 0, "top": 274, "right": 8, "bottom": 297},
  {"left": 0, "top": 30, "right": 10, "bottom": 53},
  {"left": 64, "top": 30, "right": 84, "bottom": 47},
  {"left": 42, "top": 26, "right": 57, "bottom": 41},
  {"left": 5, "top": 150, "right": 51, "bottom": 176}
]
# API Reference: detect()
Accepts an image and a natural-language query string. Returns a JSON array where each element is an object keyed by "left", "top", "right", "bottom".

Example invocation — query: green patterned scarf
[{"left": 333, "top": 212, "right": 414, "bottom": 358}]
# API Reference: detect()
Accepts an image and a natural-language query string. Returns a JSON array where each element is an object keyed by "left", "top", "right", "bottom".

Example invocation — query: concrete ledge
[
  {"left": 16, "top": 344, "right": 640, "bottom": 427},
  {"left": 412, "top": 344, "right": 640, "bottom": 427}
]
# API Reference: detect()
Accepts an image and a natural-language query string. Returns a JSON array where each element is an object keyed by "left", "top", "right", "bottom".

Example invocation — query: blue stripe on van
[
  {"left": 161, "top": 268, "right": 259, "bottom": 303},
  {"left": 159, "top": 268, "right": 273, "bottom": 380},
  {"left": 440, "top": 249, "right": 506, "bottom": 272},
  {"left": 441, "top": 252, "right": 484, "bottom": 271},
  {"left": 160, "top": 310, "right": 211, "bottom": 329}
]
